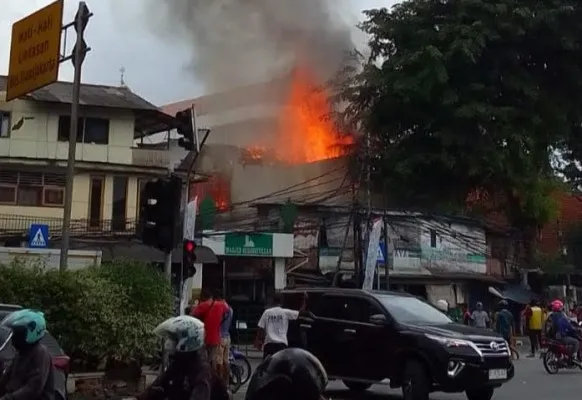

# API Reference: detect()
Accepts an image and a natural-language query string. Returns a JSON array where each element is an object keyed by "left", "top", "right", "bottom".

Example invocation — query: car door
[
  {"left": 346, "top": 296, "right": 392, "bottom": 381},
  {"left": 301, "top": 294, "right": 351, "bottom": 377}
]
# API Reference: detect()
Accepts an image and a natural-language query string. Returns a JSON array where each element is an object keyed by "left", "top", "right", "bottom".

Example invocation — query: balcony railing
[
  {"left": 0, "top": 214, "right": 138, "bottom": 239},
  {"left": 132, "top": 147, "right": 170, "bottom": 168}
]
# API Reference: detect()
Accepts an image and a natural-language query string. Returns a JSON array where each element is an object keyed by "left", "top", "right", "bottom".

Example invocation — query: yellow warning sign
[{"left": 6, "top": 0, "right": 64, "bottom": 102}]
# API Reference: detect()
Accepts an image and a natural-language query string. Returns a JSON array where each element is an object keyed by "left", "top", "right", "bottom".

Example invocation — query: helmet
[
  {"left": 436, "top": 300, "right": 448, "bottom": 312},
  {"left": 0, "top": 309, "right": 46, "bottom": 345},
  {"left": 153, "top": 315, "right": 204, "bottom": 353},
  {"left": 476, "top": 302, "right": 483, "bottom": 309},
  {"left": 245, "top": 348, "right": 327, "bottom": 400},
  {"left": 551, "top": 299, "right": 564, "bottom": 312},
  {"left": 498, "top": 300, "right": 508, "bottom": 308}
]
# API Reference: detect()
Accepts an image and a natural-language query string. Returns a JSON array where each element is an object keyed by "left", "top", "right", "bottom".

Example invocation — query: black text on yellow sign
[{"left": 5, "top": 0, "right": 64, "bottom": 102}]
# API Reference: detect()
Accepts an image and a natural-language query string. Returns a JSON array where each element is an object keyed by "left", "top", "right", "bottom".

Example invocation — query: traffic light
[
  {"left": 176, "top": 108, "right": 195, "bottom": 150},
  {"left": 137, "top": 176, "right": 183, "bottom": 252},
  {"left": 182, "top": 239, "right": 197, "bottom": 278}
]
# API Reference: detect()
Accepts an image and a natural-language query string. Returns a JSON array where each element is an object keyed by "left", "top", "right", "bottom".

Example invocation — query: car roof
[
  {"left": 0, "top": 304, "right": 23, "bottom": 311},
  {"left": 281, "top": 287, "right": 414, "bottom": 298}
]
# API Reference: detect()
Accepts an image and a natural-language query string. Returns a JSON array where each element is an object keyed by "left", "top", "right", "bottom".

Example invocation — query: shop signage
[{"left": 224, "top": 233, "right": 273, "bottom": 257}]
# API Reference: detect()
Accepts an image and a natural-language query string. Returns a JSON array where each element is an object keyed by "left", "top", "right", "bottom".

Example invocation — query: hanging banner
[{"left": 363, "top": 218, "right": 383, "bottom": 290}]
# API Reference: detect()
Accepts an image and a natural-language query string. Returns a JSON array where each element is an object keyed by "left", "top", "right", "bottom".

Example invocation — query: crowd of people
[{"left": 436, "top": 297, "right": 582, "bottom": 362}]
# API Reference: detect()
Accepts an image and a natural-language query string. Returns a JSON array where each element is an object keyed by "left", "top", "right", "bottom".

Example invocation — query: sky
[{"left": 0, "top": 0, "right": 394, "bottom": 106}]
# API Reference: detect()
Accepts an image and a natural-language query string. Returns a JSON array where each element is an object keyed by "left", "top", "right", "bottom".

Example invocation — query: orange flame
[{"left": 275, "top": 67, "right": 353, "bottom": 164}]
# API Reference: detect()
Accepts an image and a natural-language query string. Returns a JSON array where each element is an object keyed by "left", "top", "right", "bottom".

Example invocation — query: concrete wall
[{"left": 0, "top": 97, "right": 136, "bottom": 164}]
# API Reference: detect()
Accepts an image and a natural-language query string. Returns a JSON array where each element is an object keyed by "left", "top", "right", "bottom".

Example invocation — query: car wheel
[
  {"left": 342, "top": 380, "right": 371, "bottom": 392},
  {"left": 401, "top": 360, "right": 430, "bottom": 400},
  {"left": 466, "top": 387, "right": 494, "bottom": 400}
]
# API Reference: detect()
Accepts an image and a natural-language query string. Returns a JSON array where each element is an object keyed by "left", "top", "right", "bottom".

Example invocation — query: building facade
[{"left": 0, "top": 76, "right": 198, "bottom": 249}]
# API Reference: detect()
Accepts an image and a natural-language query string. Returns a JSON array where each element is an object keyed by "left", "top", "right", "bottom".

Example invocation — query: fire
[{"left": 275, "top": 66, "right": 353, "bottom": 164}]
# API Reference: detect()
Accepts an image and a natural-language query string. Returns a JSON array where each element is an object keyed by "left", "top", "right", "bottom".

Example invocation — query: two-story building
[{"left": 0, "top": 76, "right": 204, "bottom": 260}]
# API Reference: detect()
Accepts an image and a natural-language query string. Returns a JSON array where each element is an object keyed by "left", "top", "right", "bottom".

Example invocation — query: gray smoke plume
[{"left": 142, "top": 0, "right": 354, "bottom": 92}]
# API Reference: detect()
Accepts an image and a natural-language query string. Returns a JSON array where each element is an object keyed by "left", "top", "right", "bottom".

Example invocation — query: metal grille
[
  {"left": 0, "top": 172, "right": 17, "bottom": 185},
  {"left": 473, "top": 339, "right": 509, "bottom": 357}
]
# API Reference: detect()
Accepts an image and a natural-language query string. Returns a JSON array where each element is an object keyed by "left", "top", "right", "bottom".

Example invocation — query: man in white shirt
[{"left": 255, "top": 292, "right": 306, "bottom": 359}]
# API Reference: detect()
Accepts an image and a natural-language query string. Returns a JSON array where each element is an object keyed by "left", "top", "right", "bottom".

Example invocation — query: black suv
[{"left": 282, "top": 288, "right": 514, "bottom": 400}]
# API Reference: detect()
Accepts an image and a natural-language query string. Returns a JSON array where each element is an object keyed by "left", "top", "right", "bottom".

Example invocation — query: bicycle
[
  {"left": 229, "top": 351, "right": 244, "bottom": 393},
  {"left": 230, "top": 347, "right": 252, "bottom": 384}
]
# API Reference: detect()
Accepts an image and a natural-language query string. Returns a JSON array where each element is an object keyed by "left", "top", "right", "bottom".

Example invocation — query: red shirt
[{"left": 193, "top": 299, "right": 228, "bottom": 346}]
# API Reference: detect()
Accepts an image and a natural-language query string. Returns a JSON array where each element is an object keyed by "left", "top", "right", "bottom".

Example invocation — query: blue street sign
[
  {"left": 378, "top": 242, "right": 387, "bottom": 264},
  {"left": 28, "top": 224, "right": 49, "bottom": 248}
]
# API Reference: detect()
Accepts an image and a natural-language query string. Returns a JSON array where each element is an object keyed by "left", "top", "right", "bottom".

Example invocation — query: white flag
[{"left": 363, "top": 218, "right": 383, "bottom": 291}]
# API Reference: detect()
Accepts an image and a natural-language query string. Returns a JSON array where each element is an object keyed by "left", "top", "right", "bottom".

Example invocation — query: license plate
[{"left": 488, "top": 369, "right": 507, "bottom": 380}]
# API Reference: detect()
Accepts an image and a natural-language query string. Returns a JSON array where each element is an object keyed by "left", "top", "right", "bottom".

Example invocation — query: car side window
[
  {"left": 343, "top": 298, "right": 384, "bottom": 323},
  {"left": 317, "top": 296, "right": 383, "bottom": 323},
  {"left": 317, "top": 295, "right": 347, "bottom": 319}
]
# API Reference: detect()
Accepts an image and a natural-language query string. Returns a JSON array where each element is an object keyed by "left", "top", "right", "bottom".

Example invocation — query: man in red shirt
[{"left": 192, "top": 289, "right": 229, "bottom": 373}]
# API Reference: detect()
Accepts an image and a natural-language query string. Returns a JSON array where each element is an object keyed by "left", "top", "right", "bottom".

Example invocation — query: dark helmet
[
  {"left": 499, "top": 300, "right": 508, "bottom": 308},
  {"left": 245, "top": 348, "right": 327, "bottom": 400}
]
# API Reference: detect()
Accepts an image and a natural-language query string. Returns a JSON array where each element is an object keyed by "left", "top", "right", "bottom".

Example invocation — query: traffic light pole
[
  {"left": 164, "top": 251, "right": 172, "bottom": 282},
  {"left": 59, "top": 2, "right": 92, "bottom": 271}
]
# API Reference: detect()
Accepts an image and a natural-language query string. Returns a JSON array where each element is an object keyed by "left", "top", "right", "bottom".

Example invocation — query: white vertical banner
[
  {"left": 183, "top": 196, "right": 198, "bottom": 241},
  {"left": 363, "top": 218, "right": 383, "bottom": 291}
]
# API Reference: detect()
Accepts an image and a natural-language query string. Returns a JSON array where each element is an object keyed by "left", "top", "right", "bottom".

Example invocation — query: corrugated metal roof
[{"left": 0, "top": 75, "right": 158, "bottom": 111}]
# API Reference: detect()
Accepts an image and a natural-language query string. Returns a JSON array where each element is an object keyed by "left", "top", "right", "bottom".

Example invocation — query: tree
[{"left": 338, "top": 1, "right": 582, "bottom": 266}]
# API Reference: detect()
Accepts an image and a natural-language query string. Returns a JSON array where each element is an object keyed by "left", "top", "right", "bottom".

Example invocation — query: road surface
[{"left": 234, "top": 356, "right": 582, "bottom": 400}]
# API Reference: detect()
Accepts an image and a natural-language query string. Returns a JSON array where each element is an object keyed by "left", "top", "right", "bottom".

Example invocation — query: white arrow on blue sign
[{"left": 377, "top": 242, "right": 387, "bottom": 263}]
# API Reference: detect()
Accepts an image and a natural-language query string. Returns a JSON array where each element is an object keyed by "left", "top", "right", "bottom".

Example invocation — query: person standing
[
  {"left": 525, "top": 299, "right": 543, "bottom": 357},
  {"left": 192, "top": 289, "right": 229, "bottom": 374},
  {"left": 495, "top": 300, "right": 517, "bottom": 356},
  {"left": 255, "top": 292, "right": 307, "bottom": 359},
  {"left": 470, "top": 302, "right": 490, "bottom": 328},
  {"left": 216, "top": 292, "right": 233, "bottom": 385}
]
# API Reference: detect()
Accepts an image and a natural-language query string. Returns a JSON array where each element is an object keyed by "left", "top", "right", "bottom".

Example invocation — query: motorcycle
[{"left": 541, "top": 337, "right": 582, "bottom": 374}]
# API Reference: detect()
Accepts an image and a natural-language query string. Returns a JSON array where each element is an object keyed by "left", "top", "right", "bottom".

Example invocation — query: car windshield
[{"left": 377, "top": 295, "right": 453, "bottom": 325}]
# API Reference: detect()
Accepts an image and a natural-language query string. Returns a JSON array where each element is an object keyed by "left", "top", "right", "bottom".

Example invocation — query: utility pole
[{"left": 59, "top": 3, "right": 92, "bottom": 271}]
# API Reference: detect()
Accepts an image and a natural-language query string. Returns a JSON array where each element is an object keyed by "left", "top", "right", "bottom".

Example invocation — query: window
[
  {"left": 430, "top": 229, "right": 437, "bottom": 248},
  {"left": 0, "top": 112, "right": 10, "bottom": 138},
  {"left": 89, "top": 177, "right": 104, "bottom": 227},
  {"left": 84, "top": 118, "right": 110, "bottom": 144},
  {"left": 0, "top": 171, "right": 65, "bottom": 207},
  {"left": 111, "top": 176, "right": 128, "bottom": 231},
  {"left": 136, "top": 178, "right": 152, "bottom": 219},
  {"left": 58, "top": 116, "right": 109, "bottom": 144},
  {"left": 377, "top": 295, "right": 452, "bottom": 325}
]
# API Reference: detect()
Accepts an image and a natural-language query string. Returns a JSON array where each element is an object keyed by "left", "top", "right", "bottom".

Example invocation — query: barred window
[{"left": 0, "top": 171, "right": 65, "bottom": 207}]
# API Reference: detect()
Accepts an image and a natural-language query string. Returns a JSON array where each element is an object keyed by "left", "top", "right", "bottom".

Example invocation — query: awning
[{"left": 488, "top": 284, "right": 536, "bottom": 305}]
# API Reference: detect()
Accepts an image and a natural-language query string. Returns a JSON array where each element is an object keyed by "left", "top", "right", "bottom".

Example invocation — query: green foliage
[
  {"left": 0, "top": 260, "right": 173, "bottom": 370},
  {"left": 337, "top": 1, "right": 582, "bottom": 230}
]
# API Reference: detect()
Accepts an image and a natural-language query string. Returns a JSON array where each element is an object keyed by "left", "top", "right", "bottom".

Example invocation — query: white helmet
[
  {"left": 436, "top": 299, "right": 449, "bottom": 312},
  {"left": 153, "top": 315, "right": 205, "bottom": 353}
]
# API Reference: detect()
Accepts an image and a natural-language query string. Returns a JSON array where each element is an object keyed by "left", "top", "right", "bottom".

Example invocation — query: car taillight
[{"left": 52, "top": 356, "right": 70, "bottom": 374}]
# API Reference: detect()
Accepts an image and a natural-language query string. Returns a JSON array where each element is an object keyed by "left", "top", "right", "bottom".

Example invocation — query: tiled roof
[
  {"left": 0, "top": 76, "right": 179, "bottom": 137},
  {"left": 0, "top": 76, "right": 159, "bottom": 110}
]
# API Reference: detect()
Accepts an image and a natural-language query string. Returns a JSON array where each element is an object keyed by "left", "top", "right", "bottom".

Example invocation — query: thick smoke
[{"left": 143, "top": 0, "right": 354, "bottom": 92}]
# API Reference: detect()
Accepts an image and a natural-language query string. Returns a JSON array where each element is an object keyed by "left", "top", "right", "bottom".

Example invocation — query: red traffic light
[{"left": 184, "top": 240, "right": 195, "bottom": 253}]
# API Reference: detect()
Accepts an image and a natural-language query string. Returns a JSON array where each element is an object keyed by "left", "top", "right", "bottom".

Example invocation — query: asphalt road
[{"left": 234, "top": 356, "right": 582, "bottom": 400}]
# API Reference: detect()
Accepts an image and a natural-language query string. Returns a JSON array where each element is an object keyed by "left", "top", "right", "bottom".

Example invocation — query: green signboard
[{"left": 224, "top": 233, "right": 273, "bottom": 257}]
